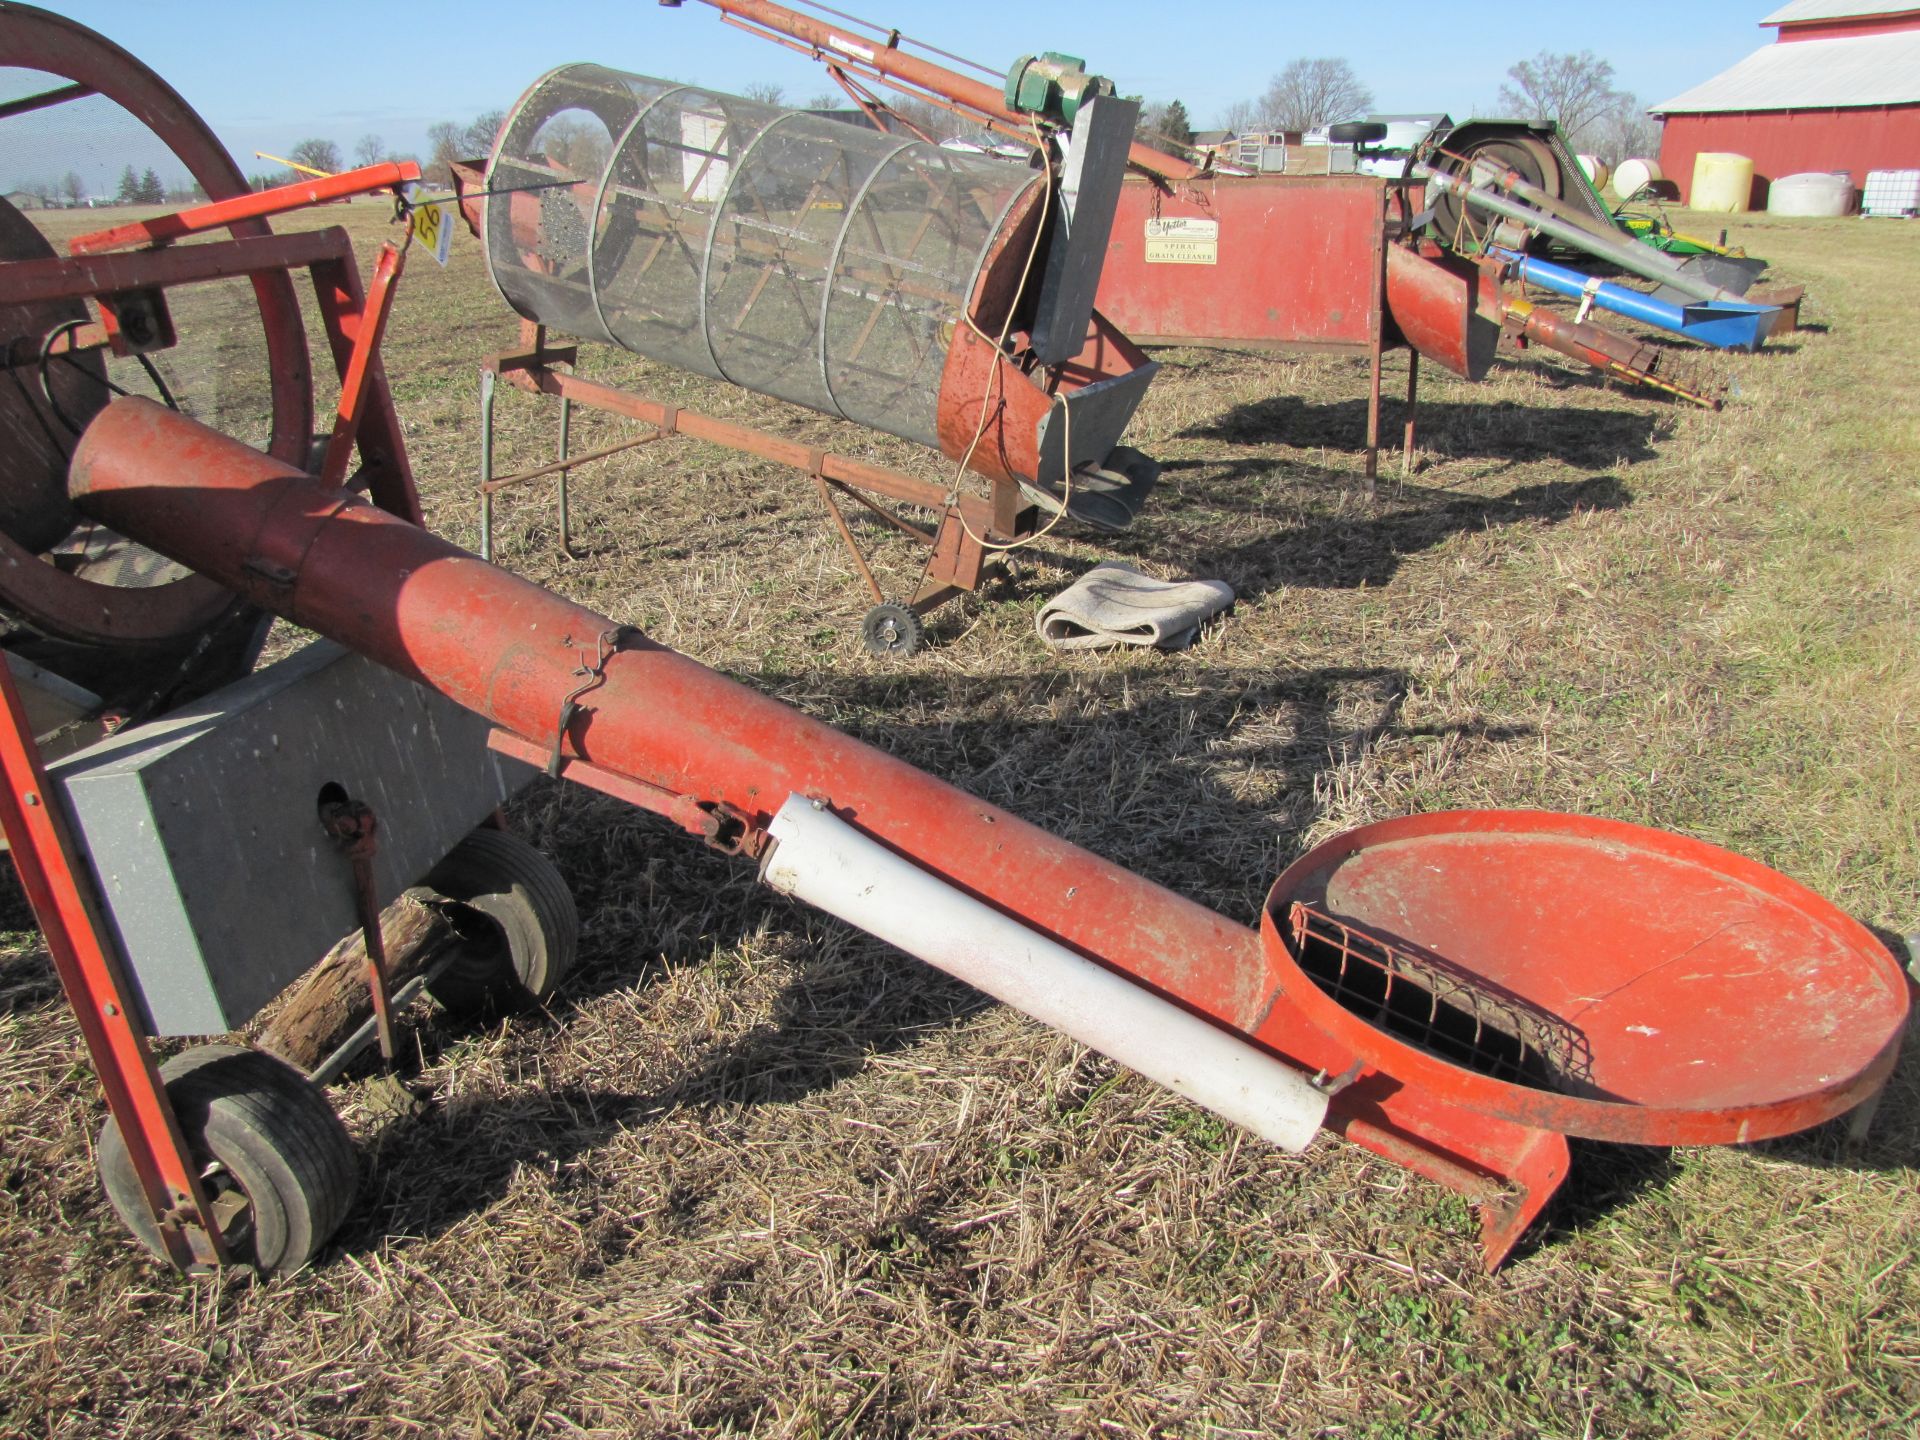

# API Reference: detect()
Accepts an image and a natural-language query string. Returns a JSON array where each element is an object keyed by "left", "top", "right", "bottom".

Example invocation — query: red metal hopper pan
[{"left": 1260, "top": 811, "right": 1910, "bottom": 1264}]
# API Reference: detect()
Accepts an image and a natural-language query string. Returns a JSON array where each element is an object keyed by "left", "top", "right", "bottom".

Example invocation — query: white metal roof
[
  {"left": 1762, "top": 1, "right": 1919, "bottom": 23},
  {"left": 1651, "top": 29, "right": 1920, "bottom": 111}
]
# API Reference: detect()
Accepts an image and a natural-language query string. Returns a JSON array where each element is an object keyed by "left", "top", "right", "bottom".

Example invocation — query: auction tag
[
  {"left": 1144, "top": 216, "right": 1218, "bottom": 265},
  {"left": 409, "top": 195, "right": 454, "bottom": 267}
]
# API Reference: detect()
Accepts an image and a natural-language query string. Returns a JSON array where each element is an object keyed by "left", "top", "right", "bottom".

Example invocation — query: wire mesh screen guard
[
  {"left": 1286, "top": 902, "right": 1596, "bottom": 1094},
  {"left": 485, "top": 64, "right": 1039, "bottom": 451}
]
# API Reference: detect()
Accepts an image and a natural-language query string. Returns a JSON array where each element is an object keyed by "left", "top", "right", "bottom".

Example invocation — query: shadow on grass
[
  {"left": 1182, "top": 394, "right": 1664, "bottom": 471},
  {"left": 1133, "top": 465, "right": 1630, "bottom": 598},
  {"left": 1537, "top": 1141, "right": 1683, "bottom": 1252}
]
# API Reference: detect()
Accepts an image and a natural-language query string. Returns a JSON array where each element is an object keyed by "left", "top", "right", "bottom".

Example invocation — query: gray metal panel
[
  {"left": 1031, "top": 95, "right": 1138, "bottom": 366},
  {"left": 49, "top": 642, "right": 535, "bottom": 1036},
  {"left": 1033, "top": 359, "right": 1160, "bottom": 487}
]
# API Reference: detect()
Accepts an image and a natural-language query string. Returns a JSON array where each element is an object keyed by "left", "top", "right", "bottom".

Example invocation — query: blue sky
[{"left": 17, "top": 1, "right": 1781, "bottom": 190}]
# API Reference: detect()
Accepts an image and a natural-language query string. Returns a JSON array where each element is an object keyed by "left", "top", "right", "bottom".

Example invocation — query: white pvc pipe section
[{"left": 760, "top": 794, "right": 1328, "bottom": 1152}]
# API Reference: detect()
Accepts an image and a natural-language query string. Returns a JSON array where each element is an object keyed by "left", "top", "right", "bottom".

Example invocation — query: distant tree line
[
  {"left": 1193, "top": 50, "right": 1658, "bottom": 162},
  {"left": 241, "top": 132, "right": 424, "bottom": 191}
]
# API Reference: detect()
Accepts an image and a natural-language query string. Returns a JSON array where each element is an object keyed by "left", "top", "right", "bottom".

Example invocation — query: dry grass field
[{"left": 2, "top": 197, "right": 1917, "bottom": 1438}]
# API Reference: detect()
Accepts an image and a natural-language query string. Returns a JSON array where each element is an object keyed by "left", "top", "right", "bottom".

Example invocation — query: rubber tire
[
  {"left": 861, "top": 603, "right": 924, "bottom": 658},
  {"left": 97, "top": 1044, "right": 358, "bottom": 1277},
  {"left": 422, "top": 828, "right": 579, "bottom": 1016},
  {"left": 1328, "top": 121, "right": 1388, "bottom": 146}
]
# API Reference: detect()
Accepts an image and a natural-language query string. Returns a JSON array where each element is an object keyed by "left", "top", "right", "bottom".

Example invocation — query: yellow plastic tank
[{"left": 1692, "top": 152, "right": 1754, "bottom": 213}]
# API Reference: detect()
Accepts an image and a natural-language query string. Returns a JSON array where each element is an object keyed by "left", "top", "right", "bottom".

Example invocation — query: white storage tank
[
  {"left": 1612, "top": 157, "right": 1663, "bottom": 199},
  {"left": 1862, "top": 169, "right": 1920, "bottom": 218},
  {"left": 1767, "top": 172, "right": 1853, "bottom": 217}
]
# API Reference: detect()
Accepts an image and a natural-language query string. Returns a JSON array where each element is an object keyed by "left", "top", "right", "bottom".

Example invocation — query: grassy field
[{"left": 1, "top": 197, "right": 1917, "bottom": 1438}]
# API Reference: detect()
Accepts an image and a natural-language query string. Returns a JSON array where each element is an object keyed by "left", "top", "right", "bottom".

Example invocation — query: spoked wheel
[
  {"left": 97, "top": 1044, "right": 358, "bottom": 1277},
  {"left": 861, "top": 602, "right": 924, "bottom": 658},
  {"left": 0, "top": 8, "right": 310, "bottom": 671},
  {"left": 422, "top": 828, "right": 579, "bottom": 1017}
]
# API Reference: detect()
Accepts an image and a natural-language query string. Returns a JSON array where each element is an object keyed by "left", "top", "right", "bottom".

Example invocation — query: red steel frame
[
  {"left": 0, "top": 170, "right": 421, "bottom": 1270},
  {"left": 479, "top": 320, "right": 1025, "bottom": 616}
]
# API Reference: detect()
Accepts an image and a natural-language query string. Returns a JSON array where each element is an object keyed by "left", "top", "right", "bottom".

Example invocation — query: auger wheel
[
  {"left": 861, "top": 602, "right": 925, "bottom": 658},
  {"left": 97, "top": 1045, "right": 358, "bottom": 1278}
]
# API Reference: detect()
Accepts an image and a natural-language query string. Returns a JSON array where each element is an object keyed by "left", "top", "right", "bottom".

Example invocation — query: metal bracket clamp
[
  {"left": 317, "top": 793, "right": 398, "bottom": 1066},
  {"left": 549, "top": 625, "right": 636, "bottom": 777}
]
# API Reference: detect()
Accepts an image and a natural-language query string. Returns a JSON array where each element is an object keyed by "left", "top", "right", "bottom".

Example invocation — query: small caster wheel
[
  {"left": 423, "top": 828, "right": 579, "bottom": 1017},
  {"left": 861, "top": 602, "right": 924, "bottom": 658},
  {"left": 97, "top": 1044, "right": 358, "bottom": 1277}
]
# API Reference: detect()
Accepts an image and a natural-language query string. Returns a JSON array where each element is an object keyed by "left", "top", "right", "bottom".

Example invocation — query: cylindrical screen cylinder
[{"left": 485, "top": 64, "right": 1040, "bottom": 449}]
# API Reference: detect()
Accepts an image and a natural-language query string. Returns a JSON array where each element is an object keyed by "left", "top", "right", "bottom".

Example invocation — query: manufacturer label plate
[{"left": 1144, "top": 216, "right": 1218, "bottom": 265}]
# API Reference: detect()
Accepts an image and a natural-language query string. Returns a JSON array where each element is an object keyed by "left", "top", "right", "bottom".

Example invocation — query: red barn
[{"left": 1650, "top": 1, "right": 1920, "bottom": 205}]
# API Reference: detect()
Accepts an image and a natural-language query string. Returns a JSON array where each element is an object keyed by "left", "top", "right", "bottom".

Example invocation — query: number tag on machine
[
  {"left": 407, "top": 192, "right": 454, "bottom": 267},
  {"left": 1144, "top": 216, "right": 1218, "bottom": 265}
]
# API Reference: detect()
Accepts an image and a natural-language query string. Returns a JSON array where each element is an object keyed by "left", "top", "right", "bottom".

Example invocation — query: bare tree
[
  {"left": 287, "top": 137, "right": 341, "bottom": 178},
  {"left": 354, "top": 134, "right": 386, "bottom": 168},
  {"left": 1261, "top": 58, "right": 1373, "bottom": 132},
  {"left": 427, "top": 111, "right": 507, "bottom": 185},
  {"left": 1590, "top": 96, "right": 1660, "bottom": 165},
  {"left": 60, "top": 171, "right": 84, "bottom": 206},
  {"left": 532, "top": 115, "right": 608, "bottom": 176},
  {"left": 426, "top": 121, "right": 463, "bottom": 185},
  {"left": 876, "top": 94, "right": 986, "bottom": 144},
  {"left": 742, "top": 81, "right": 786, "bottom": 106},
  {"left": 1497, "top": 50, "right": 1625, "bottom": 146},
  {"left": 1216, "top": 98, "right": 1264, "bottom": 137},
  {"left": 805, "top": 91, "right": 845, "bottom": 110},
  {"left": 463, "top": 111, "right": 505, "bottom": 156}
]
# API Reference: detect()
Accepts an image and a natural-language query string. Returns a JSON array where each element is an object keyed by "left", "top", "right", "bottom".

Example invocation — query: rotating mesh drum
[{"left": 485, "top": 65, "right": 1039, "bottom": 450}]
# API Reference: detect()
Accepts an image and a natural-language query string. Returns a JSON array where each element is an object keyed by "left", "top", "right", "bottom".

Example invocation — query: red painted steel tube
[
  {"left": 71, "top": 398, "right": 1276, "bottom": 1030},
  {"left": 683, "top": 0, "right": 1198, "bottom": 180},
  {"left": 1505, "top": 299, "right": 1722, "bottom": 409},
  {"left": 65, "top": 396, "right": 1917, "bottom": 1269},
  {"left": 68, "top": 161, "right": 423, "bottom": 256},
  {"left": 67, "top": 396, "right": 1898, "bottom": 1154}
]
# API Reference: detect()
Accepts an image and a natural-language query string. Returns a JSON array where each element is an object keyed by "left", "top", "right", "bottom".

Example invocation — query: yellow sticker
[
  {"left": 1144, "top": 216, "right": 1218, "bottom": 265},
  {"left": 410, "top": 199, "right": 454, "bottom": 267}
]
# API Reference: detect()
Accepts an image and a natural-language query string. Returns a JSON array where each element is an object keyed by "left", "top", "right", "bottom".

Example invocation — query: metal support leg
[
  {"left": 478, "top": 366, "right": 496, "bottom": 563},
  {"left": 320, "top": 798, "right": 397, "bottom": 1067},
  {"left": 1365, "top": 333, "right": 1383, "bottom": 498},
  {"left": 1402, "top": 350, "right": 1420, "bottom": 480},
  {"left": 555, "top": 395, "right": 574, "bottom": 557},
  {"left": 811, "top": 471, "right": 886, "bottom": 605}
]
